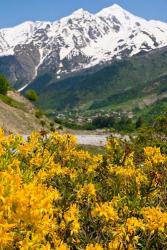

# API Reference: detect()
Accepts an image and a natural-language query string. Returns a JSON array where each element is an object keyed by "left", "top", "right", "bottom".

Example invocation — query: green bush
[
  {"left": 25, "top": 89, "right": 38, "bottom": 102},
  {"left": 35, "top": 110, "right": 43, "bottom": 119},
  {"left": 40, "top": 120, "right": 46, "bottom": 127},
  {"left": 0, "top": 75, "right": 9, "bottom": 95}
]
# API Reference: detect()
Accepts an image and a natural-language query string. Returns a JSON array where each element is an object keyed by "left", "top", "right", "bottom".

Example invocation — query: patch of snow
[
  {"left": 57, "top": 69, "right": 62, "bottom": 74},
  {"left": 18, "top": 84, "right": 29, "bottom": 92}
]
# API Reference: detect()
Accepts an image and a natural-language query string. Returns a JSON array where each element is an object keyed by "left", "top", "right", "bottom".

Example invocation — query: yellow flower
[
  {"left": 64, "top": 204, "right": 80, "bottom": 234},
  {"left": 92, "top": 202, "right": 118, "bottom": 222},
  {"left": 0, "top": 128, "right": 5, "bottom": 142},
  {"left": 86, "top": 243, "right": 104, "bottom": 250},
  {"left": 109, "top": 238, "right": 123, "bottom": 250},
  {"left": 144, "top": 147, "right": 166, "bottom": 167},
  {"left": 125, "top": 217, "right": 144, "bottom": 234},
  {"left": 141, "top": 207, "right": 167, "bottom": 232},
  {"left": 18, "top": 142, "right": 32, "bottom": 155},
  {"left": 77, "top": 183, "right": 96, "bottom": 199},
  {"left": 0, "top": 128, "right": 167, "bottom": 248},
  {"left": 0, "top": 144, "right": 4, "bottom": 157},
  {"left": 30, "top": 154, "right": 43, "bottom": 166},
  {"left": 0, "top": 223, "right": 15, "bottom": 248},
  {"left": 57, "top": 242, "right": 70, "bottom": 250}
]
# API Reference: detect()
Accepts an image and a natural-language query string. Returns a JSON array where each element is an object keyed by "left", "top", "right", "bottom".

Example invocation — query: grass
[
  {"left": 0, "top": 94, "right": 26, "bottom": 111},
  {"left": 77, "top": 144, "right": 105, "bottom": 155}
]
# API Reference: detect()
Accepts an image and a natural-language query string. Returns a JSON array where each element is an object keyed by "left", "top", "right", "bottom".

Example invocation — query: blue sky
[{"left": 0, "top": 0, "right": 167, "bottom": 28}]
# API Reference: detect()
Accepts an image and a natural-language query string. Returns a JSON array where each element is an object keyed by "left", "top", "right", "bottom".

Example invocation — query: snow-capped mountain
[{"left": 0, "top": 4, "right": 167, "bottom": 88}]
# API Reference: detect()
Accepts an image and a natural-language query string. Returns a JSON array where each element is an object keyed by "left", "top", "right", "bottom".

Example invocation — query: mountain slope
[
  {"left": 29, "top": 46, "right": 167, "bottom": 113},
  {"left": 0, "top": 91, "right": 47, "bottom": 134},
  {"left": 0, "top": 4, "right": 167, "bottom": 89}
]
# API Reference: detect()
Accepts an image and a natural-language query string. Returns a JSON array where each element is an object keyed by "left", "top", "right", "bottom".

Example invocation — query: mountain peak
[
  {"left": 98, "top": 4, "right": 124, "bottom": 12},
  {"left": 71, "top": 8, "right": 91, "bottom": 17},
  {"left": 96, "top": 4, "right": 130, "bottom": 17},
  {"left": 60, "top": 8, "right": 92, "bottom": 23},
  {"left": 0, "top": 2, "right": 167, "bottom": 89},
  {"left": 110, "top": 4, "right": 124, "bottom": 10}
]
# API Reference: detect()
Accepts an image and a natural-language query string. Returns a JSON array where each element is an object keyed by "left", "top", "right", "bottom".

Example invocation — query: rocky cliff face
[{"left": 0, "top": 4, "right": 167, "bottom": 89}]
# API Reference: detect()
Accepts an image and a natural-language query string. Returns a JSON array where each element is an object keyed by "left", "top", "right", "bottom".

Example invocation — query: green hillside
[{"left": 26, "top": 47, "right": 167, "bottom": 120}]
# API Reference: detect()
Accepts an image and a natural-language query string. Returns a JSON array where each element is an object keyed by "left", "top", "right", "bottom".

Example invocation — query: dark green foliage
[
  {"left": 92, "top": 116, "right": 115, "bottom": 129},
  {"left": 0, "top": 74, "right": 9, "bottom": 95},
  {"left": 61, "top": 121, "right": 93, "bottom": 130},
  {"left": 152, "top": 115, "right": 167, "bottom": 135},
  {"left": 35, "top": 109, "right": 43, "bottom": 119},
  {"left": 58, "top": 125, "right": 63, "bottom": 130},
  {"left": 135, "top": 117, "right": 143, "bottom": 129},
  {"left": 40, "top": 120, "right": 46, "bottom": 127},
  {"left": 54, "top": 117, "right": 63, "bottom": 125},
  {"left": 133, "top": 114, "right": 167, "bottom": 156},
  {"left": 116, "top": 116, "right": 134, "bottom": 132},
  {"left": 25, "top": 89, "right": 38, "bottom": 102},
  {"left": 91, "top": 115, "right": 134, "bottom": 132},
  {"left": 50, "top": 127, "right": 55, "bottom": 132},
  {"left": 49, "top": 122, "right": 55, "bottom": 132},
  {"left": 50, "top": 122, "right": 54, "bottom": 127}
]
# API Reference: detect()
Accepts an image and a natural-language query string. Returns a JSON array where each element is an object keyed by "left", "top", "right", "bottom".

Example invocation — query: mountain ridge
[{"left": 0, "top": 4, "right": 167, "bottom": 89}]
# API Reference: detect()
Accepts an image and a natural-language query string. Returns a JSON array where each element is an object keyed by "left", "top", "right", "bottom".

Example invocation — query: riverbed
[
  {"left": 23, "top": 131, "right": 129, "bottom": 147},
  {"left": 73, "top": 132, "right": 129, "bottom": 146}
]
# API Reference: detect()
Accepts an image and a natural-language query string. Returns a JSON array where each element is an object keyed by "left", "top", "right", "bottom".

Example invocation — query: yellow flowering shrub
[
  {"left": 92, "top": 202, "right": 118, "bottom": 222},
  {"left": 141, "top": 207, "right": 167, "bottom": 232},
  {"left": 144, "top": 147, "right": 166, "bottom": 166},
  {"left": 0, "top": 129, "right": 166, "bottom": 249},
  {"left": 63, "top": 204, "right": 80, "bottom": 234},
  {"left": 86, "top": 243, "right": 104, "bottom": 250}
]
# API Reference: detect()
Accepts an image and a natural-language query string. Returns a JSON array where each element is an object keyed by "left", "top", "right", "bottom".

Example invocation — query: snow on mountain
[{"left": 0, "top": 4, "right": 167, "bottom": 87}]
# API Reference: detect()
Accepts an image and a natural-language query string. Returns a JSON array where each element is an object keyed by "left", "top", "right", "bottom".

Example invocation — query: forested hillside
[{"left": 28, "top": 47, "right": 167, "bottom": 114}]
